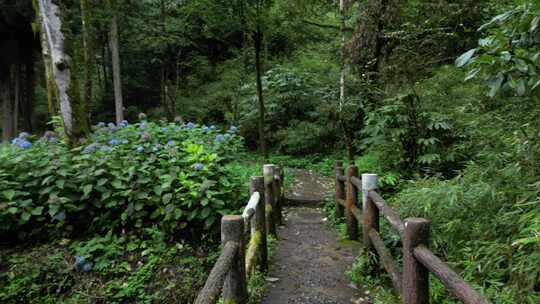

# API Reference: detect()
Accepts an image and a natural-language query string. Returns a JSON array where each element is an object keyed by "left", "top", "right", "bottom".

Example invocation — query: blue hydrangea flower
[
  {"left": 186, "top": 122, "right": 195, "bottom": 129},
  {"left": 100, "top": 145, "right": 112, "bottom": 153},
  {"left": 12, "top": 138, "right": 32, "bottom": 149},
  {"left": 18, "top": 132, "right": 30, "bottom": 139},
  {"left": 97, "top": 122, "right": 106, "bottom": 128},
  {"left": 136, "top": 146, "right": 145, "bottom": 153},
  {"left": 108, "top": 122, "right": 116, "bottom": 129},
  {"left": 82, "top": 262, "right": 93, "bottom": 272},
  {"left": 215, "top": 134, "right": 225, "bottom": 142},
  {"left": 74, "top": 256, "right": 86, "bottom": 271},
  {"left": 228, "top": 126, "right": 238, "bottom": 133},
  {"left": 193, "top": 163, "right": 204, "bottom": 171},
  {"left": 139, "top": 122, "right": 147, "bottom": 130},
  {"left": 119, "top": 120, "right": 129, "bottom": 127},
  {"left": 82, "top": 143, "right": 99, "bottom": 154},
  {"left": 202, "top": 126, "right": 210, "bottom": 133},
  {"left": 109, "top": 139, "right": 121, "bottom": 145},
  {"left": 166, "top": 140, "right": 175, "bottom": 146}
]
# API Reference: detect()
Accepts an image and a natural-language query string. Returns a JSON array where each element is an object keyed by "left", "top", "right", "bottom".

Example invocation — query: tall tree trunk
[
  {"left": 22, "top": 49, "right": 35, "bottom": 132},
  {"left": 339, "top": 0, "right": 354, "bottom": 163},
  {"left": 109, "top": 4, "right": 124, "bottom": 123},
  {"left": 1, "top": 74, "right": 14, "bottom": 142},
  {"left": 37, "top": 0, "right": 88, "bottom": 145},
  {"left": 13, "top": 64, "right": 20, "bottom": 136},
  {"left": 254, "top": 24, "right": 267, "bottom": 160},
  {"left": 81, "top": 0, "right": 93, "bottom": 121}
]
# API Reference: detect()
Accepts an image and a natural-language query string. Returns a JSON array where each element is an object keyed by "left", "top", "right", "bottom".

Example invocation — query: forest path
[{"left": 261, "top": 168, "right": 369, "bottom": 304}]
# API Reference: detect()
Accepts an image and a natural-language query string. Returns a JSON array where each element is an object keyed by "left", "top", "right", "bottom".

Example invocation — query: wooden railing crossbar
[
  {"left": 333, "top": 161, "right": 490, "bottom": 304},
  {"left": 195, "top": 164, "right": 284, "bottom": 304}
]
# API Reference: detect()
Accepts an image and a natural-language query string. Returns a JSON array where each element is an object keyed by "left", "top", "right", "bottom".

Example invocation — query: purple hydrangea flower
[
  {"left": 140, "top": 132, "right": 151, "bottom": 141},
  {"left": 192, "top": 163, "right": 204, "bottom": 171}
]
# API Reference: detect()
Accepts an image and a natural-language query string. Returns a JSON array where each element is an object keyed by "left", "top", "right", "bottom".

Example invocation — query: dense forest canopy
[{"left": 0, "top": 0, "right": 539, "bottom": 303}]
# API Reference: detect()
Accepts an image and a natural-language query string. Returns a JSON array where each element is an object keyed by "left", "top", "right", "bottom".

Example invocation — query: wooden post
[
  {"left": 403, "top": 218, "right": 431, "bottom": 304},
  {"left": 274, "top": 166, "right": 283, "bottom": 225},
  {"left": 250, "top": 176, "right": 268, "bottom": 273},
  {"left": 335, "top": 161, "right": 345, "bottom": 217},
  {"left": 263, "top": 164, "right": 277, "bottom": 237},
  {"left": 221, "top": 215, "right": 247, "bottom": 304},
  {"left": 362, "top": 173, "right": 379, "bottom": 247},
  {"left": 345, "top": 165, "right": 359, "bottom": 240}
]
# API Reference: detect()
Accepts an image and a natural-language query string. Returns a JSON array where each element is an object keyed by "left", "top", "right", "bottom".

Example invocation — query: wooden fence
[
  {"left": 194, "top": 164, "right": 284, "bottom": 304},
  {"left": 334, "top": 161, "right": 490, "bottom": 304}
]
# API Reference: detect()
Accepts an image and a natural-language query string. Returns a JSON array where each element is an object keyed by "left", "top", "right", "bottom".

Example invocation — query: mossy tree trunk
[
  {"left": 36, "top": 0, "right": 89, "bottom": 145},
  {"left": 109, "top": 0, "right": 124, "bottom": 123},
  {"left": 80, "top": 0, "right": 94, "bottom": 122}
]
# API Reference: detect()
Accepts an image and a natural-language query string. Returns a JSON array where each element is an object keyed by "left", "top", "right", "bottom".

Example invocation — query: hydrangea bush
[{"left": 0, "top": 119, "right": 244, "bottom": 239}]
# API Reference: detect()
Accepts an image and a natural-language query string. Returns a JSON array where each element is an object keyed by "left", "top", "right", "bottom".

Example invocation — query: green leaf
[
  {"left": 20, "top": 212, "right": 31, "bottom": 223},
  {"left": 7, "top": 207, "right": 18, "bottom": 214},
  {"left": 455, "top": 49, "right": 476, "bottom": 67},
  {"left": 2, "top": 190, "right": 16, "bottom": 201},
  {"left": 83, "top": 184, "right": 93, "bottom": 197},
  {"left": 163, "top": 193, "right": 173, "bottom": 204},
  {"left": 31, "top": 206, "right": 44, "bottom": 216}
]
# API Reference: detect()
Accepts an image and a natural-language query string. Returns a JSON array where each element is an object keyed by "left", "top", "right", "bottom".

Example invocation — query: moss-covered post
[
  {"left": 274, "top": 165, "right": 283, "bottom": 225},
  {"left": 334, "top": 161, "right": 345, "bottom": 217},
  {"left": 263, "top": 164, "right": 277, "bottom": 237},
  {"left": 403, "top": 218, "right": 430, "bottom": 304},
  {"left": 345, "top": 165, "right": 359, "bottom": 240},
  {"left": 221, "top": 215, "right": 247, "bottom": 304},
  {"left": 362, "top": 174, "right": 379, "bottom": 248},
  {"left": 250, "top": 176, "right": 267, "bottom": 273}
]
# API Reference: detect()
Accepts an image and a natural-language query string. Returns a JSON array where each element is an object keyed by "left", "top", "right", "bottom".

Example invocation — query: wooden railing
[
  {"left": 334, "top": 161, "right": 490, "bottom": 304},
  {"left": 194, "top": 164, "right": 284, "bottom": 304}
]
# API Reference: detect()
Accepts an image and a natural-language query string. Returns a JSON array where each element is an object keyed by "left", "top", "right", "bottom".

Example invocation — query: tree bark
[
  {"left": 109, "top": 2, "right": 124, "bottom": 123},
  {"left": 254, "top": 24, "right": 267, "bottom": 160},
  {"left": 37, "top": 0, "right": 88, "bottom": 145},
  {"left": 13, "top": 64, "right": 20, "bottom": 136},
  {"left": 81, "top": 0, "right": 93, "bottom": 121},
  {"left": 1, "top": 74, "right": 14, "bottom": 142}
]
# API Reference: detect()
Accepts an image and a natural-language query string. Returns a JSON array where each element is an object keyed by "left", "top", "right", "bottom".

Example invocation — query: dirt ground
[{"left": 261, "top": 169, "right": 368, "bottom": 304}]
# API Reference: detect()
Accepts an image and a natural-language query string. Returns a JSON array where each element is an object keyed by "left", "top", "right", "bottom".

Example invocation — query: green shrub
[{"left": 0, "top": 120, "right": 246, "bottom": 239}]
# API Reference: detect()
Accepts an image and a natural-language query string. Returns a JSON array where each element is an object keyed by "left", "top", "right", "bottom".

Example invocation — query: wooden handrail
[
  {"left": 334, "top": 163, "right": 490, "bottom": 304},
  {"left": 368, "top": 190, "right": 404, "bottom": 236},
  {"left": 195, "top": 164, "right": 284, "bottom": 304},
  {"left": 414, "top": 245, "right": 489, "bottom": 304},
  {"left": 194, "top": 241, "right": 239, "bottom": 304},
  {"left": 368, "top": 229, "right": 402, "bottom": 294}
]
